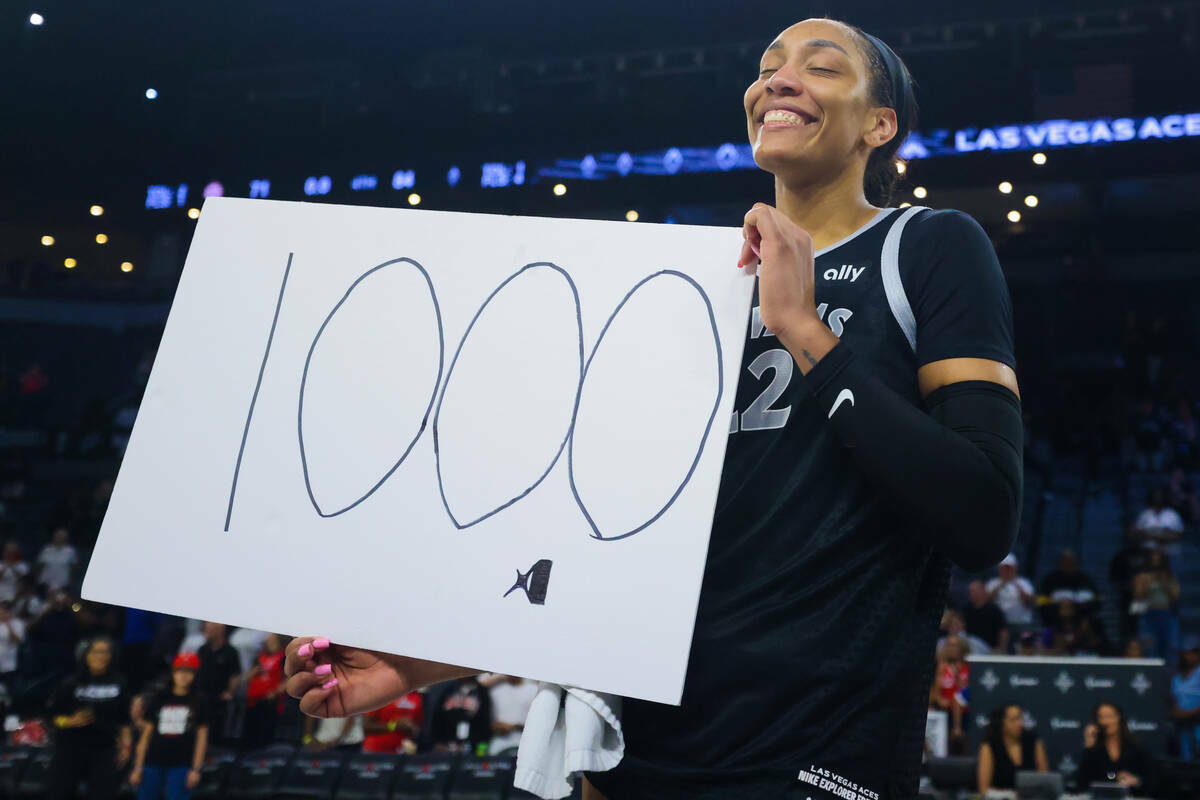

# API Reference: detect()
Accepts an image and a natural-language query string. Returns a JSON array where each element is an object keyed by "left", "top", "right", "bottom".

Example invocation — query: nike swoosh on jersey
[{"left": 828, "top": 388, "right": 854, "bottom": 419}]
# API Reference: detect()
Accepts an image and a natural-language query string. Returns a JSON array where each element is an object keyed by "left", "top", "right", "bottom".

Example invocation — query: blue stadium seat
[
  {"left": 227, "top": 746, "right": 295, "bottom": 799},
  {"left": 392, "top": 753, "right": 458, "bottom": 800},
  {"left": 335, "top": 753, "right": 404, "bottom": 800},
  {"left": 276, "top": 751, "right": 347, "bottom": 799},
  {"left": 447, "top": 755, "right": 514, "bottom": 800}
]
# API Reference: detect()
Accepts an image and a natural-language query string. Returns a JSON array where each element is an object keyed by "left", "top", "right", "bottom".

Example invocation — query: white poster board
[{"left": 83, "top": 197, "right": 754, "bottom": 705}]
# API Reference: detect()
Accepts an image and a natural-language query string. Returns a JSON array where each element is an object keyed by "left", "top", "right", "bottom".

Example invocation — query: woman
[
  {"left": 1133, "top": 549, "right": 1181, "bottom": 663},
  {"left": 130, "top": 652, "right": 209, "bottom": 800},
  {"left": 46, "top": 636, "right": 132, "bottom": 800},
  {"left": 1170, "top": 641, "right": 1200, "bottom": 760},
  {"left": 242, "top": 632, "right": 286, "bottom": 750},
  {"left": 929, "top": 636, "right": 970, "bottom": 752},
  {"left": 283, "top": 16, "right": 1023, "bottom": 800},
  {"left": 1077, "top": 703, "right": 1155, "bottom": 793},
  {"left": 976, "top": 704, "right": 1048, "bottom": 794}
]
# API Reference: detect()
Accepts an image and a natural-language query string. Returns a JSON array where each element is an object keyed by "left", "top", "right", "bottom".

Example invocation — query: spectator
[
  {"left": 242, "top": 633, "right": 286, "bottom": 750},
  {"left": 123, "top": 609, "right": 162, "bottom": 695},
  {"left": 1170, "top": 639, "right": 1200, "bottom": 761},
  {"left": 1167, "top": 466, "right": 1200, "bottom": 524},
  {"left": 480, "top": 674, "right": 538, "bottom": 755},
  {"left": 976, "top": 702, "right": 1049, "bottom": 794},
  {"left": 930, "top": 636, "right": 970, "bottom": 755},
  {"left": 1077, "top": 702, "right": 1156, "bottom": 793},
  {"left": 11, "top": 572, "right": 46, "bottom": 620},
  {"left": 303, "top": 714, "right": 364, "bottom": 753},
  {"left": 1123, "top": 639, "right": 1146, "bottom": 659},
  {"left": 1134, "top": 488, "right": 1184, "bottom": 556},
  {"left": 1110, "top": 527, "right": 1148, "bottom": 645},
  {"left": 1015, "top": 630, "right": 1039, "bottom": 657},
  {"left": 193, "top": 622, "right": 239, "bottom": 744},
  {"left": 430, "top": 678, "right": 492, "bottom": 754},
  {"left": 1133, "top": 549, "right": 1181, "bottom": 664},
  {"left": 27, "top": 589, "right": 79, "bottom": 680},
  {"left": 0, "top": 541, "right": 29, "bottom": 603},
  {"left": 1039, "top": 549, "right": 1100, "bottom": 616},
  {"left": 362, "top": 692, "right": 423, "bottom": 754},
  {"left": 986, "top": 554, "right": 1036, "bottom": 627},
  {"left": 37, "top": 527, "right": 78, "bottom": 592},
  {"left": 1168, "top": 399, "right": 1197, "bottom": 470},
  {"left": 962, "top": 580, "right": 1009, "bottom": 653},
  {"left": 130, "top": 652, "right": 208, "bottom": 800},
  {"left": 1130, "top": 398, "right": 1166, "bottom": 472},
  {"left": 1040, "top": 599, "right": 1105, "bottom": 656},
  {"left": 46, "top": 636, "right": 132, "bottom": 800},
  {"left": 0, "top": 602, "right": 25, "bottom": 694},
  {"left": 937, "top": 609, "right": 990, "bottom": 655}
]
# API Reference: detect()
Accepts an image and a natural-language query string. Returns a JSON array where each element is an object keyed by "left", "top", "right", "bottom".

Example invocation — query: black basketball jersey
[{"left": 586, "top": 205, "right": 1016, "bottom": 800}]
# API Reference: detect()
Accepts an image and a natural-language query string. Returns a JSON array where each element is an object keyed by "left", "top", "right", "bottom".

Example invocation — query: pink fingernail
[
  {"left": 314, "top": 638, "right": 330, "bottom": 650},
  {"left": 322, "top": 678, "right": 338, "bottom": 690},
  {"left": 736, "top": 261, "right": 741, "bottom": 269},
  {"left": 297, "top": 644, "right": 312, "bottom": 658},
  {"left": 314, "top": 664, "right": 332, "bottom": 676}
]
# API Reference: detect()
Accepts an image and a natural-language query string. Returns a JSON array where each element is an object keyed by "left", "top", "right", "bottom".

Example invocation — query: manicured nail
[
  {"left": 736, "top": 261, "right": 741, "bottom": 269},
  {"left": 314, "top": 638, "right": 330, "bottom": 650},
  {"left": 321, "top": 678, "right": 338, "bottom": 690},
  {"left": 314, "top": 664, "right": 332, "bottom": 676},
  {"left": 297, "top": 644, "right": 312, "bottom": 658}
]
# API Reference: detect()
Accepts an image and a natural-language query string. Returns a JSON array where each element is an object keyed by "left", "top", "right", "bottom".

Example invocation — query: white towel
[{"left": 512, "top": 683, "right": 624, "bottom": 799}]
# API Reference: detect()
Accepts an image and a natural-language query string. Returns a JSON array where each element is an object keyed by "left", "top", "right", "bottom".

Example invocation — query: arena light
[
  {"left": 625, "top": 210, "right": 639, "bottom": 222},
  {"left": 90, "top": 204, "right": 104, "bottom": 216},
  {"left": 145, "top": 88, "right": 158, "bottom": 100},
  {"left": 407, "top": 193, "right": 421, "bottom": 206},
  {"left": 64, "top": 258, "right": 77, "bottom": 269},
  {"left": 1032, "top": 152, "right": 1047, "bottom": 165},
  {"left": 41, "top": 235, "right": 54, "bottom": 246},
  {"left": 998, "top": 181, "right": 1013, "bottom": 194},
  {"left": 29, "top": 13, "right": 43, "bottom": 26},
  {"left": 553, "top": 183, "right": 567, "bottom": 196},
  {"left": 899, "top": 202, "right": 912, "bottom": 208},
  {"left": 187, "top": 207, "right": 200, "bottom": 219},
  {"left": 95, "top": 233, "right": 108, "bottom": 244},
  {"left": 895, "top": 161, "right": 907, "bottom": 175},
  {"left": 120, "top": 261, "right": 134, "bottom": 273},
  {"left": 1007, "top": 210, "right": 1021, "bottom": 223},
  {"left": 1024, "top": 195, "right": 1038, "bottom": 208},
  {"left": 912, "top": 186, "right": 927, "bottom": 199}
]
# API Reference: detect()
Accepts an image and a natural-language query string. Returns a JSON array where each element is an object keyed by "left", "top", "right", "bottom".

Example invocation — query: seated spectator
[
  {"left": 977, "top": 702, "right": 1048, "bottom": 794},
  {"left": 1039, "top": 549, "right": 1099, "bottom": 617},
  {"left": 362, "top": 692, "right": 423, "bottom": 754},
  {"left": 1015, "top": 630, "right": 1039, "bottom": 657},
  {"left": 1077, "top": 702, "right": 1156, "bottom": 793},
  {"left": 130, "top": 652, "right": 208, "bottom": 800},
  {"left": 242, "top": 633, "right": 286, "bottom": 751},
  {"left": 986, "top": 554, "right": 1036, "bottom": 627},
  {"left": 1110, "top": 527, "right": 1148, "bottom": 645},
  {"left": 1133, "top": 549, "right": 1181, "bottom": 664},
  {"left": 37, "top": 527, "right": 78, "bottom": 592},
  {"left": 1123, "top": 638, "right": 1145, "bottom": 659},
  {"left": 11, "top": 573, "right": 45, "bottom": 620},
  {"left": 0, "top": 541, "right": 29, "bottom": 603},
  {"left": 1171, "top": 639, "right": 1200, "bottom": 761},
  {"left": 1134, "top": 488, "right": 1184, "bottom": 557},
  {"left": 1040, "top": 598, "right": 1105, "bottom": 656},
  {"left": 430, "top": 678, "right": 492, "bottom": 754},
  {"left": 930, "top": 636, "right": 970, "bottom": 755},
  {"left": 479, "top": 674, "right": 538, "bottom": 755},
  {"left": 963, "top": 580, "right": 1009, "bottom": 653},
  {"left": 938, "top": 608, "right": 990, "bottom": 655},
  {"left": 0, "top": 602, "right": 25, "bottom": 694}
]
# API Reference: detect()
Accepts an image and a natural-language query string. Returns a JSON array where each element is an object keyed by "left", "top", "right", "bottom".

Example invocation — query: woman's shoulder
[{"left": 903, "top": 206, "right": 989, "bottom": 240}]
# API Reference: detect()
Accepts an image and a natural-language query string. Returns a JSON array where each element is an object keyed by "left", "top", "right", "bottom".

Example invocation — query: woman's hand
[
  {"left": 1116, "top": 770, "right": 1140, "bottom": 788},
  {"left": 285, "top": 635, "right": 479, "bottom": 718},
  {"left": 1083, "top": 723, "right": 1098, "bottom": 748},
  {"left": 739, "top": 203, "right": 821, "bottom": 344},
  {"left": 129, "top": 767, "right": 142, "bottom": 787},
  {"left": 186, "top": 768, "right": 202, "bottom": 789}
]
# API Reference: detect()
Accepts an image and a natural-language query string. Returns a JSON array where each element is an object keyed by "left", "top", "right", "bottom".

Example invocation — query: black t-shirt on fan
[
  {"left": 48, "top": 672, "right": 130, "bottom": 747},
  {"left": 587, "top": 206, "right": 1016, "bottom": 800},
  {"left": 146, "top": 689, "right": 209, "bottom": 767}
]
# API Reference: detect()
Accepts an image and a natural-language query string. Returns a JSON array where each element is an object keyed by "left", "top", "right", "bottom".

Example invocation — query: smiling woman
[{"left": 282, "top": 15, "right": 1025, "bottom": 800}]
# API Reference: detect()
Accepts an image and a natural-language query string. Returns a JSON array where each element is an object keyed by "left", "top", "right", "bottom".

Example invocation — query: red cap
[{"left": 173, "top": 652, "right": 201, "bottom": 670}]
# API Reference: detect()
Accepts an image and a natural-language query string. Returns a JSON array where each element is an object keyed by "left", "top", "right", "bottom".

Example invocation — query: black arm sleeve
[{"left": 800, "top": 340, "right": 1023, "bottom": 571}]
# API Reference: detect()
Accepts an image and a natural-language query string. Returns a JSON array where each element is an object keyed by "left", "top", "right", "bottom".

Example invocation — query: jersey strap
[{"left": 880, "top": 205, "right": 929, "bottom": 353}]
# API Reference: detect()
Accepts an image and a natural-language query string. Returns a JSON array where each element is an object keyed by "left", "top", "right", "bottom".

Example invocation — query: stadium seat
[
  {"left": 276, "top": 750, "right": 347, "bottom": 799},
  {"left": 12, "top": 748, "right": 53, "bottom": 798},
  {"left": 335, "top": 753, "right": 405, "bottom": 800},
  {"left": 0, "top": 746, "right": 31, "bottom": 796},
  {"left": 447, "top": 755, "right": 514, "bottom": 800},
  {"left": 924, "top": 756, "right": 977, "bottom": 793},
  {"left": 226, "top": 746, "right": 295, "bottom": 799},
  {"left": 192, "top": 748, "right": 239, "bottom": 799},
  {"left": 392, "top": 753, "right": 458, "bottom": 800}
]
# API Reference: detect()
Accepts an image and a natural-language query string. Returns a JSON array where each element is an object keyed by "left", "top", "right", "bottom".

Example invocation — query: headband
[{"left": 860, "top": 32, "right": 910, "bottom": 133}]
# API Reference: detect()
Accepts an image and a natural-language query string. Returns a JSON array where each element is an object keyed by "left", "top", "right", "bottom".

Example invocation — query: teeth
[{"left": 763, "top": 109, "right": 811, "bottom": 125}]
